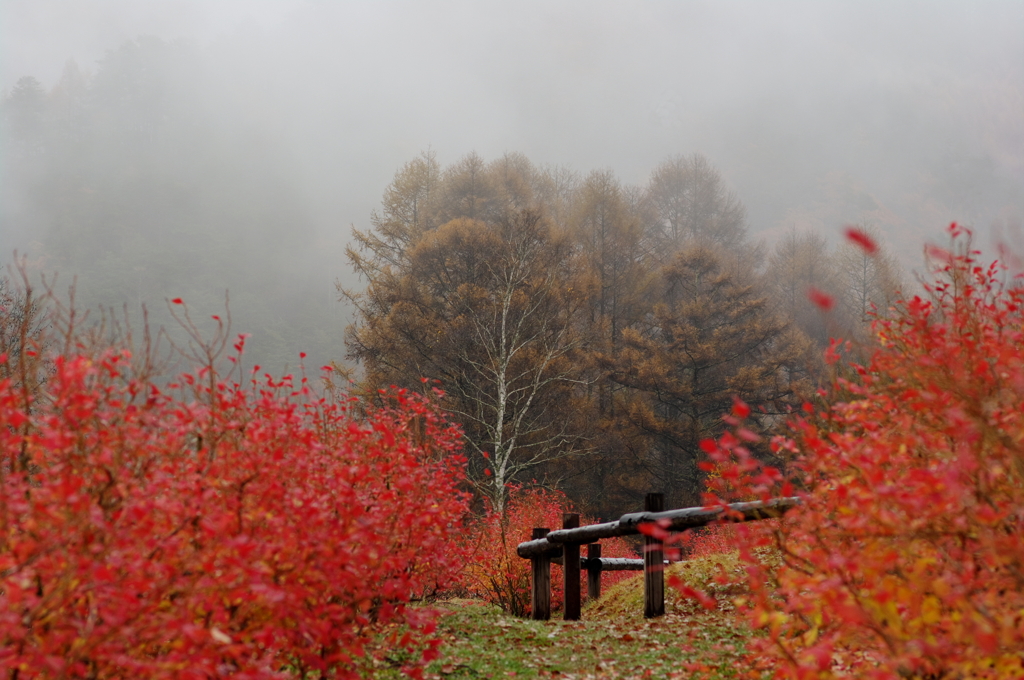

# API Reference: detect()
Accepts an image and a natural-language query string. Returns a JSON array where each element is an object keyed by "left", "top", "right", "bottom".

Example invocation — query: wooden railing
[{"left": 516, "top": 493, "right": 800, "bottom": 621}]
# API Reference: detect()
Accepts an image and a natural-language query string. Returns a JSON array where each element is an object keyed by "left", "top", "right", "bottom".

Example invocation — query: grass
[{"left": 365, "top": 551, "right": 770, "bottom": 679}]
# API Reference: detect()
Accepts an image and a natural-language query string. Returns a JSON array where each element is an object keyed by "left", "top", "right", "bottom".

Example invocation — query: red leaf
[
  {"left": 638, "top": 522, "right": 671, "bottom": 540},
  {"left": 925, "top": 244, "right": 952, "bottom": 264},
  {"left": 843, "top": 226, "right": 878, "bottom": 255},
  {"left": 673, "top": 583, "right": 717, "bottom": 610},
  {"left": 171, "top": 298, "right": 183, "bottom": 304},
  {"left": 732, "top": 396, "right": 751, "bottom": 419},
  {"left": 807, "top": 287, "right": 834, "bottom": 311},
  {"left": 736, "top": 427, "right": 760, "bottom": 443}
]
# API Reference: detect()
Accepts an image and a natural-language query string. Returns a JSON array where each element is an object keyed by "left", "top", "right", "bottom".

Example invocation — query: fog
[{"left": 3, "top": 0, "right": 1022, "bottom": 372}]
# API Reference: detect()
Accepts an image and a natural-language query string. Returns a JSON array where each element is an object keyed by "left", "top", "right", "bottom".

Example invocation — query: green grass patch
[{"left": 364, "top": 551, "right": 769, "bottom": 679}]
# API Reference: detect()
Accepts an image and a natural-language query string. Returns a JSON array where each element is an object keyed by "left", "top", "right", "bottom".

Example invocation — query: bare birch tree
[{"left": 345, "top": 210, "right": 590, "bottom": 512}]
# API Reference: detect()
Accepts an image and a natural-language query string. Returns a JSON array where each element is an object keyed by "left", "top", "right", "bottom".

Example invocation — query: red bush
[
  {"left": 0, "top": 339, "right": 469, "bottom": 678},
  {"left": 696, "top": 225, "right": 1024, "bottom": 679},
  {"left": 461, "top": 485, "right": 636, "bottom": 616},
  {"left": 677, "top": 524, "right": 741, "bottom": 560}
]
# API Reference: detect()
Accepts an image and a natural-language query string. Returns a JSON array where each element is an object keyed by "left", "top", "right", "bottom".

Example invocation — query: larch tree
[
  {"left": 569, "top": 170, "right": 654, "bottom": 411},
  {"left": 347, "top": 150, "right": 441, "bottom": 278},
  {"left": 763, "top": 228, "right": 844, "bottom": 349},
  {"left": 604, "top": 243, "right": 816, "bottom": 508},
  {"left": 645, "top": 153, "right": 747, "bottom": 252},
  {"left": 835, "top": 223, "right": 904, "bottom": 326},
  {"left": 532, "top": 164, "right": 580, "bottom": 227},
  {"left": 436, "top": 151, "right": 500, "bottom": 224},
  {"left": 557, "top": 171, "right": 659, "bottom": 513}
]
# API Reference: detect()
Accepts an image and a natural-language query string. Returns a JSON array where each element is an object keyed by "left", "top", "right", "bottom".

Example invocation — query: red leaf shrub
[
  {"left": 698, "top": 225, "right": 1024, "bottom": 678},
  {"left": 0, "top": 340, "right": 468, "bottom": 678},
  {"left": 677, "top": 523, "right": 740, "bottom": 560},
  {"left": 461, "top": 485, "right": 636, "bottom": 616}
]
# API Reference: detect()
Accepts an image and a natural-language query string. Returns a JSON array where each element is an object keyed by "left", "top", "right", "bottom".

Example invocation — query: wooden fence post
[
  {"left": 586, "top": 543, "right": 602, "bottom": 600},
  {"left": 530, "top": 528, "right": 551, "bottom": 620},
  {"left": 643, "top": 493, "right": 665, "bottom": 618},
  {"left": 562, "top": 514, "right": 581, "bottom": 621}
]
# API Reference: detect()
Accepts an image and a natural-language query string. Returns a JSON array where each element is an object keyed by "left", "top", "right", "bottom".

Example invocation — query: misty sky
[
  {"left": 2, "top": 0, "right": 1023, "bottom": 366},
  {"left": 6, "top": 1, "right": 1023, "bottom": 243}
]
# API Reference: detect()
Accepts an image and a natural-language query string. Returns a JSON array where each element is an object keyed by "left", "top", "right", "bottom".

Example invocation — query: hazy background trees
[
  {"left": 0, "top": 271, "right": 50, "bottom": 396},
  {"left": 646, "top": 154, "right": 747, "bottom": 251},
  {"left": 835, "top": 224, "right": 904, "bottom": 326},
  {"left": 1, "top": 37, "right": 344, "bottom": 374},
  {"left": 765, "top": 230, "right": 842, "bottom": 347}
]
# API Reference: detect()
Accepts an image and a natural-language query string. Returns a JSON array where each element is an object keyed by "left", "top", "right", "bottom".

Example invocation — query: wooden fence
[{"left": 516, "top": 493, "right": 799, "bottom": 621}]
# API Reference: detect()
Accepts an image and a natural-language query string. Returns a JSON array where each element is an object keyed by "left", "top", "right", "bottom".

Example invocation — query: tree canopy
[{"left": 343, "top": 152, "right": 878, "bottom": 515}]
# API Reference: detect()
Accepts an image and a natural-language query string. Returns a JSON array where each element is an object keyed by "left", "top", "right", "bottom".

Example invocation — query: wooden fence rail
[{"left": 516, "top": 494, "right": 800, "bottom": 621}]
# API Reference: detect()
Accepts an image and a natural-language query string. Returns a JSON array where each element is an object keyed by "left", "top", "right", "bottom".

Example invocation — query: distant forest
[{"left": 0, "top": 37, "right": 341, "bottom": 373}]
